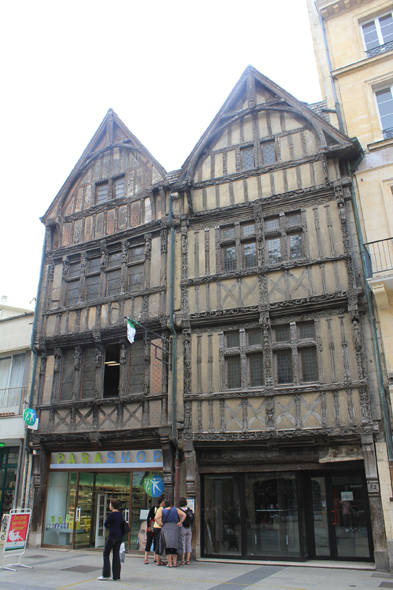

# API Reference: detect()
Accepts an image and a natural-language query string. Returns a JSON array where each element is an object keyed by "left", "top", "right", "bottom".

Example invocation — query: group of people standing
[
  {"left": 98, "top": 495, "right": 194, "bottom": 581},
  {"left": 144, "top": 495, "right": 194, "bottom": 567}
]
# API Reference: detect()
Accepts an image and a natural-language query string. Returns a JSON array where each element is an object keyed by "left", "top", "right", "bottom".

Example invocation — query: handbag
[{"left": 120, "top": 518, "right": 131, "bottom": 535}]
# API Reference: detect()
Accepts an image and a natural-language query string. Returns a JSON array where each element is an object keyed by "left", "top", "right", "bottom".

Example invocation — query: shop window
[
  {"left": 265, "top": 211, "right": 304, "bottom": 265},
  {"left": 272, "top": 321, "right": 318, "bottom": 386},
  {"left": 103, "top": 344, "right": 120, "bottom": 398},
  {"left": 362, "top": 13, "right": 393, "bottom": 57}
]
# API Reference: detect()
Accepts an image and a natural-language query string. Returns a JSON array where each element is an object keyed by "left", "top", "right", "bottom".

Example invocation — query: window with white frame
[
  {"left": 375, "top": 86, "right": 393, "bottom": 138},
  {"left": 362, "top": 13, "right": 393, "bottom": 57}
]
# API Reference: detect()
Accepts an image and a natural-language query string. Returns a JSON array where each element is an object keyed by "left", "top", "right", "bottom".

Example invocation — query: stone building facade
[{"left": 29, "top": 66, "right": 389, "bottom": 567}]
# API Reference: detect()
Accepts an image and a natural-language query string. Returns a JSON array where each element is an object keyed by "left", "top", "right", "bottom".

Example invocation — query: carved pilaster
[{"left": 183, "top": 328, "right": 192, "bottom": 395}]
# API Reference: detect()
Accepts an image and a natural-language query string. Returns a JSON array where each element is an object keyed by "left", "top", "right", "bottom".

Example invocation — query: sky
[{"left": 0, "top": 0, "right": 322, "bottom": 311}]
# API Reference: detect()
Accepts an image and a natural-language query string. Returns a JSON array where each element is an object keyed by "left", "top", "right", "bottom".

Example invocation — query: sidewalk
[{"left": 0, "top": 547, "right": 391, "bottom": 590}]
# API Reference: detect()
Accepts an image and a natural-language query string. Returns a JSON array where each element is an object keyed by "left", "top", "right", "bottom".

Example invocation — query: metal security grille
[
  {"left": 261, "top": 141, "right": 276, "bottom": 165},
  {"left": 289, "top": 234, "right": 303, "bottom": 259},
  {"left": 129, "top": 246, "right": 145, "bottom": 262},
  {"left": 276, "top": 350, "right": 292, "bottom": 384},
  {"left": 86, "top": 275, "right": 99, "bottom": 301},
  {"left": 300, "top": 348, "right": 317, "bottom": 382},
  {"left": 60, "top": 350, "right": 74, "bottom": 401},
  {"left": 243, "top": 242, "right": 257, "bottom": 268},
  {"left": 108, "top": 251, "right": 122, "bottom": 268},
  {"left": 67, "top": 279, "right": 80, "bottom": 305},
  {"left": 267, "top": 238, "right": 281, "bottom": 263},
  {"left": 96, "top": 182, "right": 108, "bottom": 204},
  {"left": 107, "top": 269, "right": 121, "bottom": 296},
  {"left": 81, "top": 348, "right": 96, "bottom": 399},
  {"left": 88, "top": 257, "right": 101, "bottom": 273},
  {"left": 223, "top": 246, "right": 236, "bottom": 271},
  {"left": 227, "top": 356, "right": 241, "bottom": 389},
  {"left": 298, "top": 322, "right": 314, "bottom": 339},
  {"left": 275, "top": 325, "right": 290, "bottom": 342},
  {"left": 114, "top": 177, "right": 125, "bottom": 199},
  {"left": 249, "top": 354, "right": 263, "bottom": 386},
  {"left": 128, "top": 340, "right": 144, "bottom": 394},
  {"left": 129, "top": 264, "right": 143, "bottom": 291},
  {"left": 242, "top": 148, "right": 254, "bottom": 170},
  {"left": 247, "top": 329, "right": 261, "bottom": 345}
]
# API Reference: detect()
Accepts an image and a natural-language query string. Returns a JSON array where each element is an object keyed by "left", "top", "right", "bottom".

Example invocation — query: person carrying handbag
[{"left": 98, "top": 499, "right": 124, "bottom": 581}]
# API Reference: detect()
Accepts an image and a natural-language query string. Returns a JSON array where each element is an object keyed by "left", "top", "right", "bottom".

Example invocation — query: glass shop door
[{"left": 307, "top": 472, "right": 373, "bottom": 561}]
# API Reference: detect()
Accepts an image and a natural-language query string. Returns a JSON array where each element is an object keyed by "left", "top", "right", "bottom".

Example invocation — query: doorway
[{"left": 307, "top": 472, "right": 373, "bottom": 560}]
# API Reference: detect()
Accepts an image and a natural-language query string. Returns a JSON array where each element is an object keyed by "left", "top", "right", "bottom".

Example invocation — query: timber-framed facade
[{"left": 28, "top": 66, "right": 389, "bottom": 568}]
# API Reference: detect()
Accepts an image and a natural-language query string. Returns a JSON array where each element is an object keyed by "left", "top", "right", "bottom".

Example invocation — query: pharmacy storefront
[{"left": 42, "top": 449, "right": 164, "bottom": 550}]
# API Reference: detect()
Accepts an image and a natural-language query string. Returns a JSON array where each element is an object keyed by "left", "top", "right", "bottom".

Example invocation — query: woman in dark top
[
  {"left": 144, "top": 495, "right": 165, "bottom": 564},
  {"left": 98, "top": 499, "right": 123, "bottom": 581}
]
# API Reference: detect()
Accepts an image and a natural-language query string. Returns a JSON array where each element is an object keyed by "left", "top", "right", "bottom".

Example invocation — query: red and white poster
[{"left": 4, "top": 513, "right": 30, "bottom": 552}]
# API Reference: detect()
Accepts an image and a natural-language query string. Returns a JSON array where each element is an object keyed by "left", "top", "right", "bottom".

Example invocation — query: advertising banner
[{"left": 4, "top": 512, "right": 30, "bottom": 552}]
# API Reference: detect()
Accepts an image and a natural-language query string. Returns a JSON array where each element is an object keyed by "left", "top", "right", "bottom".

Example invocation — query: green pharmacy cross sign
[{"left": 23, "top": 408, "right": 36, "bottom": 426}]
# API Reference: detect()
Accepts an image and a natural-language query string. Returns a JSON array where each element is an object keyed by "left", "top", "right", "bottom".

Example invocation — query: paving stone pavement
[{"left": 0, "top": 548, "right": 389, "bottom": 590}]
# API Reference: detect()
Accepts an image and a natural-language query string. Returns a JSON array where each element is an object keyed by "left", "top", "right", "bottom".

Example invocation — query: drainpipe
[
  {"left": 23, "top": 233, "right": 47, "bottom": 508},
  {"left": 168, "top": 190, "right": 179, "bottom": 503},
  {"left": 347, "top": 162, "right": 393, "bottom": 461},
  {"left": 318, "top": 10, "right": 345, "bottom": 134}
]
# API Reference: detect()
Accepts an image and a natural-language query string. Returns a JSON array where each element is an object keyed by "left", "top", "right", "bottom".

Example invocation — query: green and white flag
[{"left": 127, "top": 319, "right": 136, "bottom": 344}]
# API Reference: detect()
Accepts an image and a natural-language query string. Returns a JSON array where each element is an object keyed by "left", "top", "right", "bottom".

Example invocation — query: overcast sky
[{"left": 0, "top": 0, "right": 322, "bottom": 310}]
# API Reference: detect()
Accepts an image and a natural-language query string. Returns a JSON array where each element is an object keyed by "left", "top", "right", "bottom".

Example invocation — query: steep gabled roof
[
  {"left": 42, "top": 108, "right": 167, "bottom": 224},
  {"left": 179, "top": 65, "right": 359, "bottom": 183}
]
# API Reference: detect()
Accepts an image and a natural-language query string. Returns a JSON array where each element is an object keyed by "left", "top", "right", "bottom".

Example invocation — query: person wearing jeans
[{"left": 98, "top": 499, "right": 123, "bottom": 581}]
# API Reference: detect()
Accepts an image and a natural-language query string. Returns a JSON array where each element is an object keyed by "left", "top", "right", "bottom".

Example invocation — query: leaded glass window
[
  {"left": 276, "top": 350, "right": 292, "bottom": 384},
  {"left": 107, "top": 269, "right": 121, "bottom": 297},
  {"left": 289, "top": 233, "right": 303, "bottom": 259},
  {"left": 67, "top": 280, "right": 80, "bottom": 305},
  {"left": 108, "top": 251, "right": 122, "bottom": 268},
  {"left": 227, "top": 356, "right": 241, "bottom": 389},
  {"left": 247, "top": 329, "right": 261, "bottom": 345},
  {"left": 226, "top": 332, "right": 240, "bottom": 348},
  {"left": 267, "top": 238, "right": 282, "bottom": 263},
  {"left": 242, "top": 148, "right": 254, "bottom": 170},
  {"left": 242, "top": 223, "right": 255, "bottom": 236},
  {"left": 298, "top": 322, "right": 314, "bottom": 339},
  {"left": 222, "top": 227, "right": 235, "bottom": 240},
  {"left": 60, "top": 350, "right": 74, "bottom": 401},
  {"left": 128, "top": 340, "right": 144, "bottom": 394},
  {"left": 300, "top": 347, "right": 318, "bottom": 382},
  {"left": 114, "top": 177, "right": 125, "bottom": 199},
  {"left": 81, "top": 348, "right": 96, "bottom": 399},
  {"left": 129, "top": 246, "right": 144, "bottom": 262},
  {"left": 261, "top": 141, "right": 276, "bottom": 166},
  {"left": 96, "top": 182, "right": 108, "bottom": 204},
  {"left": 249, "top": 353, "right": 263, "bottom": 387},
  {"left": 88, "top": 257, "right": 101, "bottom": 273},
  {"left": 275, "top": 325, "right": 290, "bottom": 342},
  {"left": 243, "top": 242, "right": 257, "bottom": 268},
  {"left": 129, "top": 265, "right": 143, "bottom": 291},
  {"left": 223, "top": 246, "right": 236, "bottom": 272},
  {"left": 86, "top": 275, "right": 100, "bottom": 302}
]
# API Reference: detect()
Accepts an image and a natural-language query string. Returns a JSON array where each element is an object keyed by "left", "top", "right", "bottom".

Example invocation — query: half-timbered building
[{"left": 29, "top": 66, "right": 389, "bottom": 568}]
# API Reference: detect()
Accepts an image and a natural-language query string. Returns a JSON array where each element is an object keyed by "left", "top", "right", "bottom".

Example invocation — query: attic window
[
  {"left": 242, "top": 148, "right": 254, "bottom": 170},
  {"left": 114, "top": 177, "right": 125, "bottom": 199},
  {"left": 96, "top": 182, "right": 108, "bottom": 204}
]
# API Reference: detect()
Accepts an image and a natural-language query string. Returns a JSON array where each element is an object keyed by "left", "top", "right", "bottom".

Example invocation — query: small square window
[
  {"left": 108, "top": 252, "right": 122, "bottom": 268},
  {"left": 265, "top": 217, "right": 280, "bottom": 231},
  {"left": 226, "top": 332, "right": 240, "bottom": 348},
  {"left": 261, "top": 141, "right": 276, "bottom": 166},
  {"left": 242, "top": 148, "right": 254, "bottom": 170},
  {"left": 222, "top": 227, "right": 235, "bottom": 240},
  {"left": 87, "top": 257, "right": 101, "bottom": 273},
  {"left": 69, "top": 262, "right": 81, "bottom": 278},
  {"left": 298, "top": 322, "right": 315, "bottom": 339},
  {"left": 129, "top": 246, "right": 145, "bottom": 262},
  {"left": 247, "top": 329, "right": 261, "bottom": 345},
  {"left": 242, "top": 223, "right": 255, "bottom": 236},
  {"left": 223, "top": 246, "right": 236, "bottom": 271},
  {"left": 274, "top": 325, "right": 290, "bottom": 342},
  {"left": 227, "top": 356, "right": 241, "bottom": 389},
  {"left": 287, "top": 212, "right": 302, "bottom": 227}
]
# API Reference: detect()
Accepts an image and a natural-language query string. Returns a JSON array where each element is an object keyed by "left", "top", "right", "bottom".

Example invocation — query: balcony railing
[
  {"left": 366, "top": 41, "right": 393, "bottom": 58},
  {"left": 0, "top": 386, "right": 26, "bottom": 416},
  {"left": 364, "top": 238, "right": 393, "bottom": 276}
]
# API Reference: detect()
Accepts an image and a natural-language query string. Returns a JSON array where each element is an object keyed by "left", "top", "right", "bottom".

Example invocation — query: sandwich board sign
[{"left": 0, "top": 509, "right": 33, "bottom": 571}]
